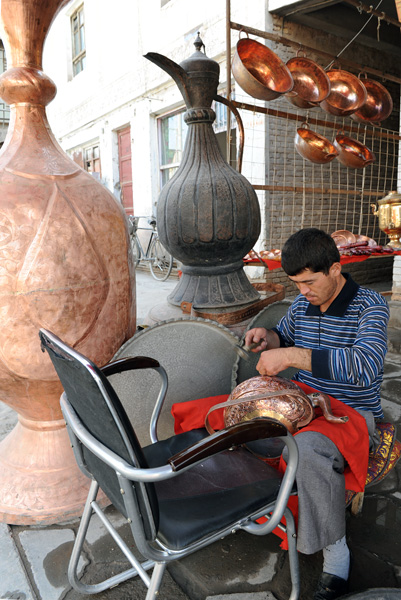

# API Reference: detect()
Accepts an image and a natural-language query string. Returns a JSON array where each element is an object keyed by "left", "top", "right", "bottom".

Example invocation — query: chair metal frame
[{"left": 40, "top": 328, "right": 300, "bottom": 600}]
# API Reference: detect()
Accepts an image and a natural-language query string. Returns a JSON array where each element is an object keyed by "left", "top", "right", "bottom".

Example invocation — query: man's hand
[
  {"left": 244, "top": 327, "right": 279, "bottom": 352},
  {"left": 256, "top": 346, "right": 312, "bottom": 376}
]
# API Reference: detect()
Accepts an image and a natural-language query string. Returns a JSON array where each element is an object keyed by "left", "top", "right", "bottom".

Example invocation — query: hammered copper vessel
[
  {"left": 295, "top": 124, "right": 339, "bottom": 164},
  {"left": 371, "top": 191, "right": 401, "bottom": 248},
  {"left": 0, "top": 0, "right": 135, "bottom": 524},
  {"left": 285, "top": 54, "right": 330, "bottom": 109},
  {"left": 351, "top": 78, "right": 393, "bottom": 125},
  {"left": 320, "top": 69, "right": 367, "bottom": 117},
  {"left": 232, "top": 35, "right": 293, "bottom": 101},
  {"left": 334, "top": 133, "right": 376, "bottom": 169},
  {"left": 224, "top": 375, "right": 348, "bottom": 434}
]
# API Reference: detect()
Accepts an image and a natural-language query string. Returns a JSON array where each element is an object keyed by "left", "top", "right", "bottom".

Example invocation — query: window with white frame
[
  {"left": 0, "top": 41, "right": 10, "bottom": 125},
  {"left": 158, "top": 94, "right": 237, "bottom": 187},
  {"left": 71, "top": 5, "right": 86, "bottom": 77},
  {"left": 158, "top": 109, "right": 187, "bottom": 187}
]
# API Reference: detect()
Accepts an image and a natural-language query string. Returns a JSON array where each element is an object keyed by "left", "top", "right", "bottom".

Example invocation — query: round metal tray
[
  {"left": 231, "top": 300, "right": 297, "bottom": 389},
  {"left": 109, "top": 318, "right": 240, "bottom": 445}
]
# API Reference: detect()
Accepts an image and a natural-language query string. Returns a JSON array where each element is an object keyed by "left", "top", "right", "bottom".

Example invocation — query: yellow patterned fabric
[{"left": 346, "top": 422, "right": 401, "bottom": 507}]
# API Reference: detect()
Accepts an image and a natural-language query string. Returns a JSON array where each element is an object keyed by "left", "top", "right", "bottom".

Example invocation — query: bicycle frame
[
  {"left": 129, "top": 216, "right": 173, "bottom": 281},
  {"left": 130, "top": 216, "right": 157, "bottom": 262}
]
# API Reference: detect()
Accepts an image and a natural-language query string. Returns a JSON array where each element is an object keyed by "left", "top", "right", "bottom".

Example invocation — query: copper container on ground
[
  {"left": 351, "top": 78, "right": 393, "bottom": 125},
  {"left": 320, "top": 69, "right": 367, "bottom": 117},
  {"left": 0, "top": 0, "right": 135, "bottom": 524},
  {"left": 232, "top": 35, "right": 293, "bottom": 101},
  {"left": 285, "top": 53, "right": 331, "bottom": 109},
  {"left": 295, "top": 124, "right": 339, "bottom": 164},
  {"left": 371, "top": 191, "right": 401, "bottom": 248},
  {"left": 334, "top": 133, "right": 375, "bottom": 169},
  {"left": 224, "top": 375, "right": 348, "bottom": 434}
]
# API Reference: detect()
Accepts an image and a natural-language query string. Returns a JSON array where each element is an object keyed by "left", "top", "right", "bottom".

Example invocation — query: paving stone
[
  {"left": 0, "top": 523, "right": 35, "bottom": 600},
  {"left": 18, "top": 529, "right": 87, "bottom": 600}
]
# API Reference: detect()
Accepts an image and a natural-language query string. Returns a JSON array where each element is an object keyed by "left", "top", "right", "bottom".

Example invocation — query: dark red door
[{"left": 118, "top": 127, "right": 133, "bottom": 214}]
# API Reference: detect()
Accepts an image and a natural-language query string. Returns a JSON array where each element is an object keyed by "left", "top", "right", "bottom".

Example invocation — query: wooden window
[
  {"left": 71, "top": 5, "right": 86, "bottom": 77},
  {"left": 84, "top": 145, "right": 101, "bottom": 175}
]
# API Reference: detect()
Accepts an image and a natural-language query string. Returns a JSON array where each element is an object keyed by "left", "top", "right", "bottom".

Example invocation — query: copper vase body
[
  {"left": 0, "top": 0, "right": 135, "bottom": 523},
  {"left": 146, "top": 38, "right": 261, "bottom": 309}
]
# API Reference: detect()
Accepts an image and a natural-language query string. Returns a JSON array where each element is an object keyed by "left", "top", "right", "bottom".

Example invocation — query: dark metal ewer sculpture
[
  {"left": 0, "top": 0, "right": 135, "bottom": 524},
  {"left": 146, "top": 35, "right": 261, "bottom": 310}
]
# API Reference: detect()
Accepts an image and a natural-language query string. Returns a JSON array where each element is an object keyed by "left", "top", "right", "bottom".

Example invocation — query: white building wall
[{"left": 43, "top": 0, "right": 268, "bottom": 218}]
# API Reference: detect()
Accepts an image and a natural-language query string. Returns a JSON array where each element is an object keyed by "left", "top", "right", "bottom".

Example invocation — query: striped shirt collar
[{"left": 305, "top": 272, "right": 360, "bottom": 317}]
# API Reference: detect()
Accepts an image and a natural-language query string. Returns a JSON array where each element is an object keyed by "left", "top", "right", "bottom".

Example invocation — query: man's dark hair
[{"left": 281, "top": 228, "right": 340, "bottom": 276}]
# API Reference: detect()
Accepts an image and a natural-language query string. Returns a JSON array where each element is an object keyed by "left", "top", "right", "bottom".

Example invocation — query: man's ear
[{"left": 330, "top": 262, "right": 342, "bottom": 277}]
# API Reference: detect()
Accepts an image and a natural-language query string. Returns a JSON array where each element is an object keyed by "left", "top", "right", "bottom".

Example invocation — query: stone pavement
[{"left": 0, "top": 270, "right": 400, "bottom": 600}]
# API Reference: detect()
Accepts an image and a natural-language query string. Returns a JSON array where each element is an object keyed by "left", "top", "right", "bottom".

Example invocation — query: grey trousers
[{"left": 283, "top": 410, "right": 377, "bottom": 555}]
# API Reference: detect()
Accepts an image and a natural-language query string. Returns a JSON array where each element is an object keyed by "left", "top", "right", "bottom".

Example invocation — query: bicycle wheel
[
  {"left": 149, "top": 236, "right": 173, "bottom": 281},
  {"left": 130, "top": 234, "right": 141, "bottom": 267}
]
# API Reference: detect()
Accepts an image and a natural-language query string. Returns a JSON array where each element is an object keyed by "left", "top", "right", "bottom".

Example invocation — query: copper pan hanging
[
  {"left": 232, "top": 32, "right": 294, "bottom": 101},
  {"left": 334, "top": 132, "right": 375, "bottom": 169},
  {"left": 351, "top": 76, "right": 393, "bottom": 125},
  {"left": 295, "top": 123, "right": 339, "bottom": 164},
  {"left": 320, "top": 68, "right": 367, "bottom": 117},
  {"left": 285, "top": 51, "right": 331, "bottom": 109}
]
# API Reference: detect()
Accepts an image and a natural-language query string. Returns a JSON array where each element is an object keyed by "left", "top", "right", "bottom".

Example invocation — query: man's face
[{"left": 288, "top": 264, "right": 341, "bottom": 307}]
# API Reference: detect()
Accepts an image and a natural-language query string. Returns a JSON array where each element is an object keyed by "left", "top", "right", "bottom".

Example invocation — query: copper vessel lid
[
  {"left": 378, "top": 191, "right": 401, "bottom": 205},
  {"left": 179, "top": 33, "right": 220, "bottom": 78}
]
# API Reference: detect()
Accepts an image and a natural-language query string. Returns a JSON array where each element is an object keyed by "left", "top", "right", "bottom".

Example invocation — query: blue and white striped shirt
[{"left": 273, "top": 274, "right": 389, "bottom": 419}]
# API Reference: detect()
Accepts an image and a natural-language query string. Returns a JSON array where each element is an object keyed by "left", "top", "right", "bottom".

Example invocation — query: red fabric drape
[{"left": 171, "top": 382, "right": 369, "bottom": 549}]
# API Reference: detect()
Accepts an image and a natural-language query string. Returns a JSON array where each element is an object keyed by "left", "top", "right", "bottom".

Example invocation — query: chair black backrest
[{"left": 39, "top": 329, "right": 159, "bottom": 537}]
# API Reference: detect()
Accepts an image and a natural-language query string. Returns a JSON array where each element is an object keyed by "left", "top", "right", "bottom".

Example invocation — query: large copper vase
[{"left": 0, "top": 0, "right": 135, "bottom": 523}]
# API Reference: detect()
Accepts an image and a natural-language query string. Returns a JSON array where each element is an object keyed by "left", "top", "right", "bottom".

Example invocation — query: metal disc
[
  {"left": 231, "top": 300, "right": 297, "bottom": 388},
  {"left": 109, "top": 318, "right": 240, "bottom": 445}
]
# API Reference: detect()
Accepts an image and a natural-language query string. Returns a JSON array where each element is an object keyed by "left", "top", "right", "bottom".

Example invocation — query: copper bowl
[
  {"left": 232, "top": 37, "right": 294, "bottom": 101},
  {"left": 334, "top": 133, "right": 375, "bottom": 169},
  {"left": 331, "top": 229, "right": 356, "bottom": 246},
  {"left": 285, "top": 55, "right": 331, "bottom": 109},
  {"left": 295, "top": 124, "right": 339, "bottom": 164},
  {"left": 320, "top": 69, "right": 367, "bottom": 117},
  {"left": 351, "top": 78, "right": 393, "bottom": 125}
]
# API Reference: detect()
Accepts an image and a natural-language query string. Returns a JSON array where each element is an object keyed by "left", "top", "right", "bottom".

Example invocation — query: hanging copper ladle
[
  {"left": 232, "top": 31, "right": 294, "bottom": 101},
  {"left": 351, "top": 74, "right": 393, "bottom": 125},
  {"left": 285, "top": 51, "right": 331, "bottom": 109},
  {"left": 320, "top": 68, "right": 367, "bottom": 117},
  {"left": 334, "top": 131, "right": 376, "bottom": 169},
  {"left": 295, "top": 123, "right": 339, "bottom": 164}
]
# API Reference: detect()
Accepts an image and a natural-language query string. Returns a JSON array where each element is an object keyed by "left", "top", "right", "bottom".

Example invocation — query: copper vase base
[{"left": 0, "top": 417, "right": 110, "bottom": 525}]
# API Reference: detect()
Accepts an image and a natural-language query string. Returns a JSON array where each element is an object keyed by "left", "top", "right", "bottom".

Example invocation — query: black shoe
[{"left": 313, "top": 572, "right": 349, "bottom": 600}]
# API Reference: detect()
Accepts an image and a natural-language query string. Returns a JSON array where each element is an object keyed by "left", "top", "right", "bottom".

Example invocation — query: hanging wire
[{"left": 325, "top": 0, "right": 383, "bottom": 69}]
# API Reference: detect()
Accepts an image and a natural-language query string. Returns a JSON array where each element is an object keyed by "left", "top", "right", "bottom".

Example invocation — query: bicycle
[{"left": 128, "top": 215, "right": 174, "bottom": 281}]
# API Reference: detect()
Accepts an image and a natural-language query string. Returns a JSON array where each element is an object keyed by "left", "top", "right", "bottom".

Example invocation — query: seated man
[{"left": 244, "top": 227, "right": 389, "bottom": 600}]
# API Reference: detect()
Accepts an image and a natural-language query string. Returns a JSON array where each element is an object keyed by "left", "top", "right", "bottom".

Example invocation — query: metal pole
[{"left": 226, "top": 0, "right": 232, "bottom": 165}]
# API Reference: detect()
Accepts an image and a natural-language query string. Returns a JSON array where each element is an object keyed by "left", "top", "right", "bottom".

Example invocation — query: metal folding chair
[{"left": 39, "top": 328, "right": 300, "bottom": 600}]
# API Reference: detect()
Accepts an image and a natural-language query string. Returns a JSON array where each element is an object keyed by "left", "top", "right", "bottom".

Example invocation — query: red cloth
[
  {"left": 243, "top": 251, "right": 401, "bottom": 271},
  {"left": 171, "top": 382, "right": 370, "bottom": 549}
]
